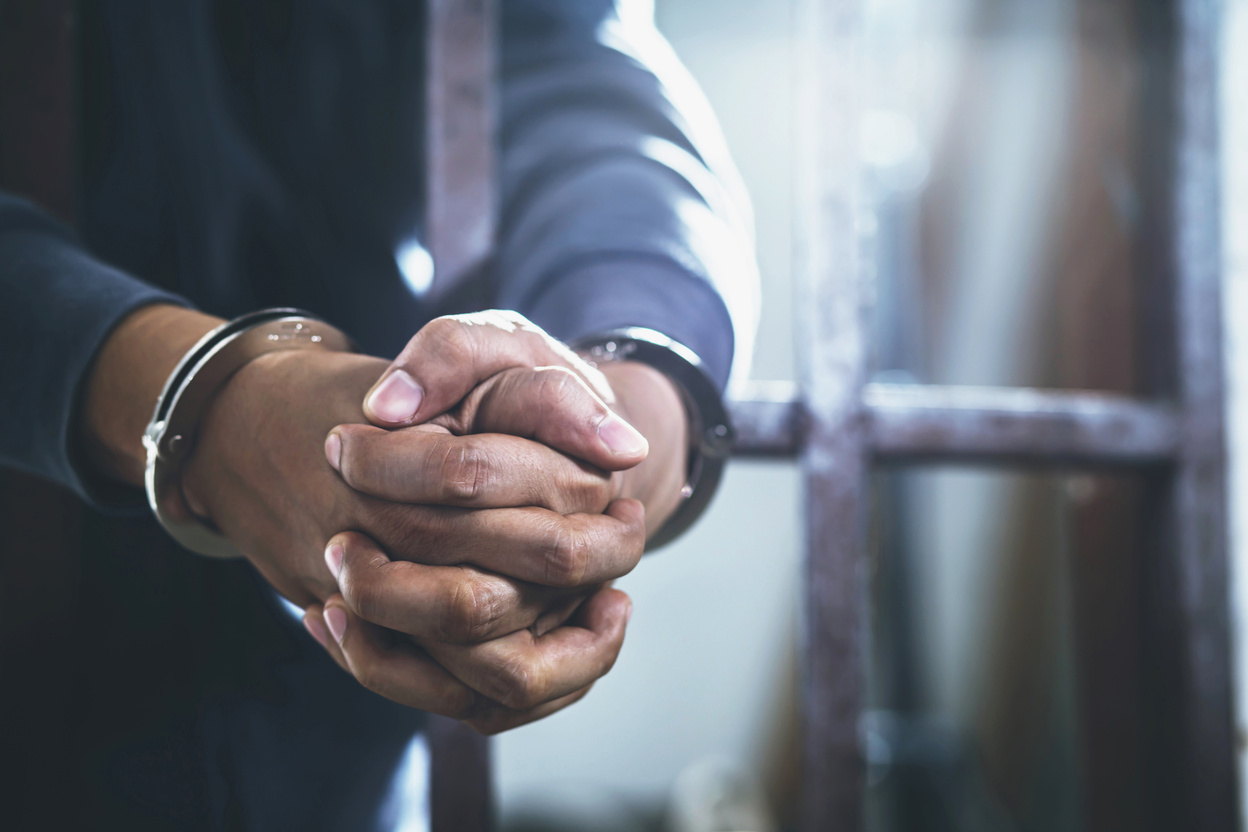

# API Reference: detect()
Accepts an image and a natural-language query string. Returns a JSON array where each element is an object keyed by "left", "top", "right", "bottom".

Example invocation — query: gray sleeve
[
  {"left": 0, "top": 193, "right": 188, "bottom": 504},
  {"left": 497, "top": 0, "right": 760, "bottom": 390}
]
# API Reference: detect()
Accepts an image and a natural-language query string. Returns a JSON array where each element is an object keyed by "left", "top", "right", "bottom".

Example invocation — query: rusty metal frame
[
  {"left": 425, "top": 0, "right": 1238, "bottom": 827},
  {"left": 723, "top": 0, "right": 1239, "bottom": 828},
  {"left": 734, "top": 382, "right": 1182, "bottom": 467}
]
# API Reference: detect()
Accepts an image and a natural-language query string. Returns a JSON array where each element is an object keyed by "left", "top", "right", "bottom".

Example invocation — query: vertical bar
[
  {"left": 425, "top": 1, "right": 496, "bottom": 829},
  {"left": 798, "top": 0, "right": 869, "bottom": 828},
  {"left": 1221, "top": 1, "right": 1248, "bottom": 822},
  {"left": 428, "top": 716, "right": 493, "bottom": 832},
  {"left": 1136, "top": 0, "right": 1238, "bottom": 828},
  {"left": 1168, "top": 0, "right": 1237, "bottom": 824},
  {"left": 425, "top": 0, "right": 496, "bottom": 299}
]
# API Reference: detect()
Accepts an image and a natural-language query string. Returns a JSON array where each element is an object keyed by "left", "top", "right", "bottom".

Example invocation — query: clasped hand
[{"left": 181, "top": 311, "right": 687, "bottom": 733}]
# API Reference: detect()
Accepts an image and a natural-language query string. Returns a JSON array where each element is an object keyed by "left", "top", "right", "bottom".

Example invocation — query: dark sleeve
[
  {"left": 0, "top": 193, "right": 188, "bottom": 502},
  {"left": 497, "top": 0, "right": 759, "bottom": 391}
]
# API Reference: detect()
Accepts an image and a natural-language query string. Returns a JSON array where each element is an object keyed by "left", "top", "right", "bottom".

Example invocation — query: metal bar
[
  {"left": 729, "top": 381, "right": 804, "bottom": 457},
  {"left": 1168, "top": 0, "right": 1237, "bottom": 821},
  {"left": 1132, "top": 0, "right": 1238, "bottom": 828},
  {"left": 426, "top": 0, "right": 496, "bottom": 300},
  {"left": 798, "top": 0, "right": 869, "bottom": 827},
  {"left": 428, "top": 716, "right": 493, "bottom": 832},
  {"left": 866, "top": 384, "right": 1179, "bottom": 467},
  {"left": 730, "top": 384, "right": 1180, "bottom": 467},
  {"left": 425, "top": 1, "right": 497, "bottom": 829}
]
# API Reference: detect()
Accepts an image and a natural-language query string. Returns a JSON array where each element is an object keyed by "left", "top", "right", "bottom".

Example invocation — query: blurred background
[{"left": 496, "top": 0, "right": 1245, "bottom": 830}]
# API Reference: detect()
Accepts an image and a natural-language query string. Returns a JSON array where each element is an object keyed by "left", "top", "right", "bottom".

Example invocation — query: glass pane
[
  {"left": 866, "top": 0, "right": 1142, "bottom": 393},
  {"left": 866, "top": 469, "right": 1148, "bottom": 832}
]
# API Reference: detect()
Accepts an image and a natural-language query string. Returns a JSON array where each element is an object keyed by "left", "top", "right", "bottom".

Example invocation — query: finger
[
  {"left": 327, "top": 423, "right": 615, "bottom": 514},
  {"left": 531, "top": 590, "right": 593, "bottom": 638},
  {"left": 448, "top": 366, "right": 647, "bottom": 471},
  {"left": 302, "top": 603, "right": 351, "bottom": 673},
  {"left": 424, "top": 587, "right": 632, "bottom": 712},
  {"left": 465, "top": 684, "right": 596, "bottom": 736},
  {"left": 371, "top": 498, "right": 647, "bottom": 588},
  {"left": 315, "top": 596, "right": 594, "bottom": 731},
  {"left": 362, "top": 311, "right": 611, "bottom": 426},
  {"left": 321, "top": 595, "right": 485, "bottom": 718},
  {"left": 326, "top": 531, "right": 575, "bottom": 644}
]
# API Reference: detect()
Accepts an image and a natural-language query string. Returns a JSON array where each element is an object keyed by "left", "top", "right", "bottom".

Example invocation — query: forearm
[{"left": 79, "top": 304, "right": 223, "bottom": 487}]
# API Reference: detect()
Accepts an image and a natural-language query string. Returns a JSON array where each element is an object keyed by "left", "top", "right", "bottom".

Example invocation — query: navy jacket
[{"left": 0, "top": 0, "right": 757, "bottom": 505}]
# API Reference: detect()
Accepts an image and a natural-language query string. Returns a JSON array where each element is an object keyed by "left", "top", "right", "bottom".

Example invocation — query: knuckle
[
  {"left": 440, "top": 683, "right": 481, "bottom": 722},
  {"left": 535, "top": 366, "right": 582, "bottom": 410},
  {"left": 424, "top": 316, "right": 473, "bottom": 359},
  {"left": 484, "top": 655, "right": 543, "bottom": 711},
  {"left": 559, "top": 470, "right": 613, "bottom": 514},
  {"left": 439, "top": 576, "right": 502, "bottom": 644},
  {"left": 436, "top": 441, "right": 488, "bottom": 504},
  {"left": 544, "top": 525, "right": 589, "bottom": 587}
]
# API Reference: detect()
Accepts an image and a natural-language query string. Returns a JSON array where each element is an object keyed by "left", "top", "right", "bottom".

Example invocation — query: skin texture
[{"left": 79, "top": 304, "right": 690, "bottom": 731}]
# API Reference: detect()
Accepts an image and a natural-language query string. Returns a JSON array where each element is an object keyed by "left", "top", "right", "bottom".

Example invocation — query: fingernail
[
  {"left": 625, "top": 601, "right": 634, "bottom": 625},
  {"left": 324, "top": 432, "right": 342, "bottom": 471},
  {"left": 324, "top": 607, "right": 347, "bottom": 644},
  {"left": 325, "top": 542, "right": 344, "bottom": 580},
  {"left": 366, "top": 369, "right": 424, "bottom": 423},
  {"left": 304, "top": 615, "right": 331, "bottom": 649},
  {"left": 598, "top": 413, "right": 648, "bottom": 456}
]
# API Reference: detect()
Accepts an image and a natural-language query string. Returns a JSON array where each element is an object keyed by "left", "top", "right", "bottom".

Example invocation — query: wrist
[
  {"left": 80, "top": 304, "right": 224, "bottom": 487},
  {"left": 180, "top": 348, "right": 386, "bottom": 529},
  {"left": 574, "top": 328, "right": 734, "bottom": 549},
  {"left": 598, "top": 361, "right": 689, "bottom": 535}
]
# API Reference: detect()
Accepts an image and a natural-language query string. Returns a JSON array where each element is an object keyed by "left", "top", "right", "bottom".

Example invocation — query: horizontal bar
[
  {"left": 867, "top": 384, "right": 1181, "bottom": 466},
  {"left": 728, "top": 381, "right": 803, "bottom": 456},
  {"left": 730, "top": 383, "right": 1181, "bottom": 467}
]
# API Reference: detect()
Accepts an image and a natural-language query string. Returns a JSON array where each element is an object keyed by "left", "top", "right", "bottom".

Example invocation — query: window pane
[
  {"left": 867, "top": 0, "right": 1142, "bottom": 394},
  {"left": 867, "top": 468, "right": 1148, "bottom": 832}
]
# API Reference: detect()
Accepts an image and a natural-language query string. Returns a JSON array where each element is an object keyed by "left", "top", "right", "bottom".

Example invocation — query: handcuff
[
  {"left": 143, "top": 308, "right": 353, "bottom": 558},
  {"left": 573, "top": 327, "right": 734, "bottom": 550},
  {"left": 145, "top": 313, "right": 731, "bottom": 556}
]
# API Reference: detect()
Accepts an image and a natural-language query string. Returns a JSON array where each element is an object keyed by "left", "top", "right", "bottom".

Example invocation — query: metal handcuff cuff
[
  {"left": 573, "top": 327, "right": 735, "bottom": 550},
  {"left": 143, "top": 308, "right": 353, "bottom": 558},
  {"left": 145, "top": 314, "right": 730, "bottom": 557}
]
